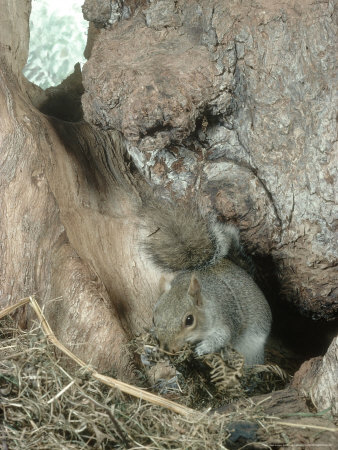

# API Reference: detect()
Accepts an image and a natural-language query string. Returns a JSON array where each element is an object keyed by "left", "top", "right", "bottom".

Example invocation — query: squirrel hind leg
[{"left": 234, "top": 333, "right": 267, "bottom": 366}]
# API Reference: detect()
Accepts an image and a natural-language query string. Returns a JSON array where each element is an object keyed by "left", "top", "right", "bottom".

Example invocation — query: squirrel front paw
[
  {"left": 195, "top": 331, "right": 229, "bottom": 356},
  {"left": 195, "top": 341, "right": 214, "bottom": 356}
]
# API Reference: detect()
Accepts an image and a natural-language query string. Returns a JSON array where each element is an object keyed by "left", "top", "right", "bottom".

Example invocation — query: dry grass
[
  {"left": 0, "top": 317, "right": 211, "bottom": 449},
  {"left": 0, "top": 318, "right": 258, "bottom": 449},
  {"left": 0, "top": 299, "right": 337, "bottom": 449}
]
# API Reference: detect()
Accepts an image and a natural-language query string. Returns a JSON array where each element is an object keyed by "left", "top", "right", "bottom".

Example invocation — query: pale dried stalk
[
  {"left": 0, "top": 296, "right": 196, "bottom": 418},
  {"left": 272, "top": 421, "right": 337, "bottom": 433},
  {"left": 0, "top": 297, "right": 30, "bottom": 318}
]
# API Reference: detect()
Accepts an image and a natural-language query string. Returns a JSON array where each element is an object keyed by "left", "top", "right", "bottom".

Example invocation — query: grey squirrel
[{"left": 143, "top": 201, "right": 272, "bottom": 365}]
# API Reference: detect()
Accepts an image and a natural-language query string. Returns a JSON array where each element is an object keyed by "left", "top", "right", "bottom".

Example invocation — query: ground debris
[
  {"left": 132, "top": 332, "right": 291, "bottom": 409},
  {"left": 1, "top": 318, "right": 336, "bottom": 449}
]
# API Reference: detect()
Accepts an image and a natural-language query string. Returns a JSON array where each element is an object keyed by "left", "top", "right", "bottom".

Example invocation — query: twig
[
  {"left": 272, "top": 421, "right": 337, "bottom": 433},
  {"left": 255, "top": 396, "right": 272, "bottom": 406},
  {"left": 0, "top": 297, "right": 30, "bottom": 318},
  {"left": 47, "top": 380, "right": 76, "bottom": 404}
]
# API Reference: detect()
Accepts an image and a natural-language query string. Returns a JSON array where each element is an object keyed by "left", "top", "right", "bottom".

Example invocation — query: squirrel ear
[
  {"left": 159, "top": 275, "right": 174, "bottom": 294},
  {"left": 188, "top": 275, "right": 202, "bottom": 306}
]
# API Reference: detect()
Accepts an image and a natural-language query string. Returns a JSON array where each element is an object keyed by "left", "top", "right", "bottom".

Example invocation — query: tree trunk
[
  {"left": 0, "top": 61, "right": 163, "bottom": 376},
  {"left": 82, "top": 0, "right": 337, "bottom": 321},
  {"left": 0, "top": 0, "right": 336, "bottom": 399},
  {"left": 293, "top": 337, "right": 338, "bottom": 415},
  {"left": 0, "top": 0, "right": 162, "bottom": 378}
]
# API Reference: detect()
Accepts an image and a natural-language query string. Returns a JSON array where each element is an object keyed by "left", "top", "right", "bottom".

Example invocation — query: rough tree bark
[
  {"left": 293, "top": 337, "right": 338, "bottom": 415},
  {"left": 0, "top": 0, "right": 162, "bottom": 378},
  {"left": 0, "top": 0, "right": 336, "bottom": 412},
  {"left": 0, "top": 62, "right": 163, "bottom": 376},
  {"left": 82, "top": 0, "right": 337, "bottom": 321}
]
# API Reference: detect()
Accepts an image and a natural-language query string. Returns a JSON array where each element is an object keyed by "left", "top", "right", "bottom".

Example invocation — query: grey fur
[
  {"left": 143, "top": 199, "right": 272, "bottom": 364},
  {"left": 142, "top": 201, "right": 242, "bottom": 272}
]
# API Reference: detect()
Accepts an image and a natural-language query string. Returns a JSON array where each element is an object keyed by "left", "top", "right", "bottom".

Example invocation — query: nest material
[
  {"left": 0, "top": 316, "right": 295, "bottom": 450},
  {"left": 0, "top": 317, "right": 208, "bottom": 449},
  {"left": 1, "top": 305, "right": 336, "bottom": 449},
  {"left": 132, "top": 332, "right": 291, "bottom": 409}
]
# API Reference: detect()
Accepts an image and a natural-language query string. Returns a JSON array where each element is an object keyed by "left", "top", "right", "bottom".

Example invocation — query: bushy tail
[{"left": 141, "top": 200, "right": 242, "bottom": 272}]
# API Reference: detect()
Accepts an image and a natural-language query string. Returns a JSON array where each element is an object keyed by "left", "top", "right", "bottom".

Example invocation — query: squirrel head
[{"left": 153, "top": 273, "right": 206, "bottom": 353}]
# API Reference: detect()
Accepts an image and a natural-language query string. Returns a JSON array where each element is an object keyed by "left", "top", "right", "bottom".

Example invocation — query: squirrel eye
[{"left": 185, "top": 314, "right": 194, "bottom": 327}]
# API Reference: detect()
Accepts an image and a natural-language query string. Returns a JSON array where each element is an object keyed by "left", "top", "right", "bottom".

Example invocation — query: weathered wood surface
[
  {"left": 0, "top": 0, "right": 161, "bottom": 378},
  {"left": 0, "top": 18, "right": 162, "bottom": 376},
  {"left": 82, "top": 0, "right": 337, "bottom": 320},
  {"left": 0, "top": 0, "right": 337, "bottom": 397},
  {"left": 293, "top": 336, "right": 338, "bottom": 416}
]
